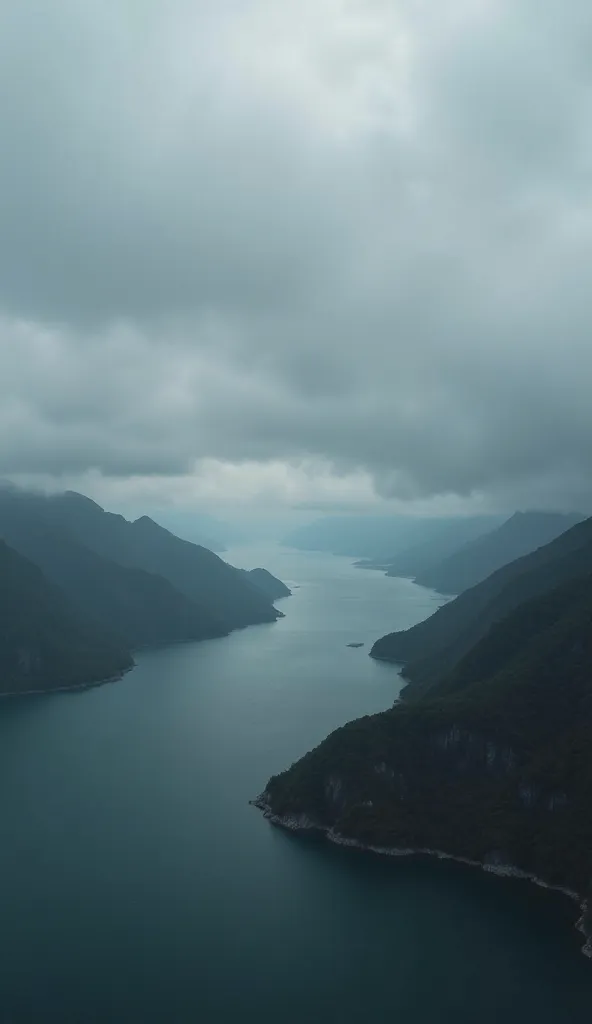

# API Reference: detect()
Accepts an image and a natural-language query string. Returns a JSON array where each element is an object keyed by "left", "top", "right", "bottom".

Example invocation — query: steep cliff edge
[{"left": 255, "top": 572, "right": 592, "bottom": 953}]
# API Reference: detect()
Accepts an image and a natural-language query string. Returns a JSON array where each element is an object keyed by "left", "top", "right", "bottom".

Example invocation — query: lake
[{"left": 0, "top": 545, "right": 590, "bottom": 1022}]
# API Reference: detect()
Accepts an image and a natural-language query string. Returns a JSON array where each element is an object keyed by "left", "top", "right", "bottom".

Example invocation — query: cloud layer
[{"left": 1, "top": 0, "right": 592, "bottom": 512}]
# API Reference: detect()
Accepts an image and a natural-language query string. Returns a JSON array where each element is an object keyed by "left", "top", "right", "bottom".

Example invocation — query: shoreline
[
  {"left": 0, "top": 664, "right": 134, "bottom": 700},
  {"left": 0, "top": 608, "right": 283, "bottom": 701},
  {"left": 252, "top": 795, "right": 592, "bottom": 959}
]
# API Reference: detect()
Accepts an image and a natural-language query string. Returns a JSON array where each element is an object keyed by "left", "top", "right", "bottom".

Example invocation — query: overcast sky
[{"left": 1, "top": 0, "right": 591, "bottom": 520}]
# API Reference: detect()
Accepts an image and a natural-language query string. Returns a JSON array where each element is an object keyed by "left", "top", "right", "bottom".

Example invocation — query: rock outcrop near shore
[{"left": 255, "top": 560, "right": 592, "bottom": 956}]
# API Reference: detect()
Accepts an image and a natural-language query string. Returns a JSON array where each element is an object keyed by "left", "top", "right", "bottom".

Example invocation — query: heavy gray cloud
[{"left": 1, "top": 0, "right": 592, "bottom": 512}]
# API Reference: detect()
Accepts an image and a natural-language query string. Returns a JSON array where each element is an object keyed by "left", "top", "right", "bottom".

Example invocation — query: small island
[{"left": 346, "top": 642, "right": 364, "bottom": 648}]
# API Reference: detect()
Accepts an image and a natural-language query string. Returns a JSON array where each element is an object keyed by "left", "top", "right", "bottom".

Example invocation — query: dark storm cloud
[{"left": 1, "top": 0, "right": 592, "bottom": 509}]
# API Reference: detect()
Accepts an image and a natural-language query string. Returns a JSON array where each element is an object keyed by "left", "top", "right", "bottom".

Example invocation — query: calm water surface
[{"left": 0, "top": 546, "right": 590, "bottom": 1022}]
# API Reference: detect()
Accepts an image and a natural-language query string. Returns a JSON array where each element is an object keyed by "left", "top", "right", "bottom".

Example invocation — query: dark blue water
[{"left": 0, "top": 546, "right": 590, "bottom": 1023}]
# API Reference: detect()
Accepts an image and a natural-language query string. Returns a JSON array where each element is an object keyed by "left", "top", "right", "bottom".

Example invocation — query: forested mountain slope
[{"left": 0, "top": 540, "right": 132, "bottom": 695}]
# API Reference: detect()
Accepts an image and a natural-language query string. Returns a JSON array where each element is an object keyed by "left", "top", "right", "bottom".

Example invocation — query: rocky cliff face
[
  {"left": 255, "top": 571, "right": 592, "bottom": 953},
  {"left": 257, "top": 704, "right": 591, "bottom": 895}
]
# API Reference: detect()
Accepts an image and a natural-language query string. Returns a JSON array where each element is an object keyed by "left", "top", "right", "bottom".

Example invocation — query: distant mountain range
[
  {"left": 370, "top": 513, "right": 592, "bottom": 695},
  {"left": 283, "top": 514, "right": 503, "bottom": 561},
  {"left": 255, "top": 513, "right": 592, "bottom": 954},
  {"left": 0, "top": 486, "right": 289, "bottom": 695},
  {"left": 284, "top": 510, "right": 582, "bottom": 601},
  {"left": 412, "top": 510, "right": 582, "bottom": 594},
  {"left": 138, "top": 508, "right": 243, "bottom": 552},
  {"left": 364, "top": 517, "right": 507, "bottom": 577}
]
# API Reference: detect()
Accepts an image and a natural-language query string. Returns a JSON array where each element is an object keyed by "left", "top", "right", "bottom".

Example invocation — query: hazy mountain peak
[{"left": 413, "top": 509, "right": 583, "bottom": 595}]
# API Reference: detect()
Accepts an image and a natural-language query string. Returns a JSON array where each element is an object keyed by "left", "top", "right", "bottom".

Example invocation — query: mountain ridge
[
  {"left": 413, "top": 510, "right": 582, "bottom": 595},
  {"left": 0, "top": 486, "right": 291, "bottom": 694},
  {"left": 0, "top": 487, "right": 283, "bottom": 643},
  {"left": 254, "top": 566, "right": 592, "bottom": 955},
  {"left": 283, "top": 514, "right": 503, "bottom": 561},
  {"left": 0, "top": 539, "right": 133, "bottom": 695},
  {"left": 370, "top": 514, "right": 592, "bottom": 697}
]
